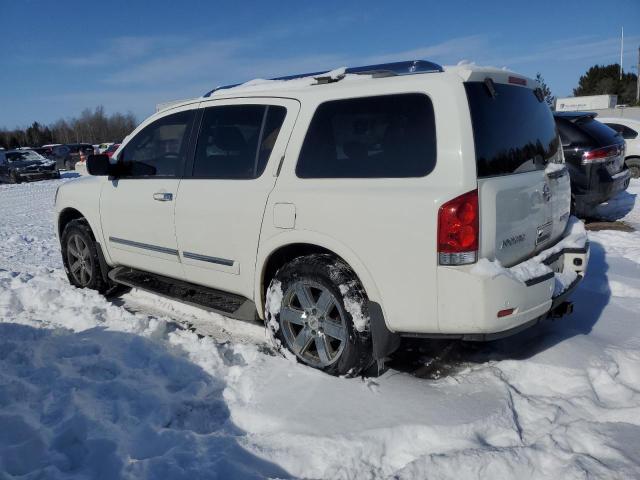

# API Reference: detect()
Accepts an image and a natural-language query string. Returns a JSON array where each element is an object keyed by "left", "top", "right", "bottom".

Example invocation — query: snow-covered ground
[{"left": 1, "top": 175, "right": 640, "bottom": 479}]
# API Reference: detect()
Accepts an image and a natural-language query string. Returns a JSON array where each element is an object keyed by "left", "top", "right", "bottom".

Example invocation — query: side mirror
[{"left": 86, "top": 154, "right": 116, "bottom": 176}]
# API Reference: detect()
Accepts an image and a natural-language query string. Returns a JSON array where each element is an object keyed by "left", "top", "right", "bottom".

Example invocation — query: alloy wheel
[
  {"left": 280, "top": 279, "right": 348, "bottom": 368},
  {"left": 67, "top": 234, "right": 93, "bottom": 286}
]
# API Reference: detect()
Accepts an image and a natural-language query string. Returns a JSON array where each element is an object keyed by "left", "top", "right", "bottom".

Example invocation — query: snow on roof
[{"left": 207, "top": 67, "right": 373, "bottom": 97}]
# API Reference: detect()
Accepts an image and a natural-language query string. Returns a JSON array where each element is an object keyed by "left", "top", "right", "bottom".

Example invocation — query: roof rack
[{"left": 203, "top": 60, "right": 443, "bottom": 97}]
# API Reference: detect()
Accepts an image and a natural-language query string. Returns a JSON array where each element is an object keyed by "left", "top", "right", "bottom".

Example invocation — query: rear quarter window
[{"left": 296, "top": 93, "right": 436, "bottom": 178}]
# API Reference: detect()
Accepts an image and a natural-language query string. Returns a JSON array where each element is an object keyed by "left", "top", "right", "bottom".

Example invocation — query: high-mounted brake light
[
  {"left": 508, "top": 76, "right": 527, "bottom": 86},
  {"left": 438, "top": 190, "right": 479, "bottom": 266},
  {"left": 581, "top": 144, "right": 624, "bottom": 165}
]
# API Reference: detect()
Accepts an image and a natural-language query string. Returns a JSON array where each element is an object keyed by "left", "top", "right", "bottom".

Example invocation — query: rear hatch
[{"left": 465, "top": 79, "right": 571, "bottom": 267}]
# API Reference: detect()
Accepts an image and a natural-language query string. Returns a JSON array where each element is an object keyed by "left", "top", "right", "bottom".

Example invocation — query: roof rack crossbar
[{"left": 203, "top": 60, "right": 443, "bottom": 97}]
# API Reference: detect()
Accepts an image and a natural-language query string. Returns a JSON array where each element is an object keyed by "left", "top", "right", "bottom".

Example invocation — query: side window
[
  {"left": 605, "top": 123, "right": 625, "bottom": 135},
  {"left": 121, "top": 110, "right": 194, "bottom": 177},
  {"left": 296, "top": 94, "right": 436, "bottom": 178},
  {"left": 622, "top": 125, "right": 638, "bottom": 140},
  {"left": 192, "top": 105, "right": 286, "bottom": 179}
]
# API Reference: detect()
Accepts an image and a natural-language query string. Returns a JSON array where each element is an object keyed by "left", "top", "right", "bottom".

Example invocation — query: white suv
[
  {"left": 55, "top": 60, "right": 589, "bottom": 376},
  {"left": 597, "top": 116, "right": 640, "bottom": 178}
]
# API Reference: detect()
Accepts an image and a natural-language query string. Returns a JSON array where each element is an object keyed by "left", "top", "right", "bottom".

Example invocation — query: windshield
[
  {"left": 6, "top": 150, "right": 47, "bottom": 162},
  {"left": 465, "top": 82, "right": 560, "bottom": 178}
]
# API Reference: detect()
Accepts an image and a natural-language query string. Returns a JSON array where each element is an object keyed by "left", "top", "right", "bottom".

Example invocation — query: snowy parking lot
[{"left": 1, "top": 174, "right": 640, "bottom": 479}]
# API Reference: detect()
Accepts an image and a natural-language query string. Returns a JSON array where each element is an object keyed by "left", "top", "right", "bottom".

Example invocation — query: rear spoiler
[{"left": 553, "top": 111, "right": 598, "bottom": 123}]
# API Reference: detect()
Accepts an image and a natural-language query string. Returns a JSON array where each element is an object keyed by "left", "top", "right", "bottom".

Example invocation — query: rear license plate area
[{"left": 545, "top": 255, "right": 564, "bottom": 274}]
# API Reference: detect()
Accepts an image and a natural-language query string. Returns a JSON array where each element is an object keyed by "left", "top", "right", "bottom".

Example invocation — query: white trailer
[{"left": 556, "top": 95, "right": 618, "bottom": 111}]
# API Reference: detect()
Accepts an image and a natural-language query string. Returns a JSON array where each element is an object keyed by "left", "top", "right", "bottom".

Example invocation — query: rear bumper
[
  {"left": 413, "top": 222, "right": 589, "bottom": 339},
  {"left": 574, "top": 168, "right": 631, "bottom": 212}
]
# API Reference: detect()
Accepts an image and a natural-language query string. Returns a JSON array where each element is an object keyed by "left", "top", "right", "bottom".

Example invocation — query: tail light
[
  {"left": 438, "top": 189, "right": 479, "bottom": 265},
  {"left": 582, "top": 145, "right": 624, "bottom": 165}
]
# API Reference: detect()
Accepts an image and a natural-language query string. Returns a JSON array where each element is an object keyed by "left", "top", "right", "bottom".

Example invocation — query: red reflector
[
  {"left": 438, "top": 190, "right": 479, "bottom": 254},
  {"left": 508, "top": 76, "right": 527, "bottom": 86},
  {"left": 497, "top": 308, "right": 515, "bottom": 318}
]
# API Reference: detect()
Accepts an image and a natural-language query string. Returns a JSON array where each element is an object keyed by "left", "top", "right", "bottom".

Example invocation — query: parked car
[
  {"left": 29, "top": 146, "right": 55, "bottom": 159},
  {"left": 596, "top": 117, "right": 640, "bottom": 178},
  {"left": 95, "top": 143, "right": 114, "bottom": 154},
  {"left": 104, "top": 143, "right": 121, "bottom": 158},
  {"left": 0, "top": 149, "right": 60, "bottom": 183},
  {"left": 554, "top": 112, "right": 631, "bottom": 217},
  {"left": 55, "top": 61, "right": 588, "bottom": 376},
  {"left": 50, "top": 143, "right": 94, "bottom": 170}
]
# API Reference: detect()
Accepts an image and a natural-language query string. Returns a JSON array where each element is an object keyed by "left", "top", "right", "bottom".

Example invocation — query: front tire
[
  {"left": 61, "top": 219, "right": 109, "bottom": 293},
  {"left": 266, "top": 254, "right": 373, "bottom": 376},
  {"left": 9, "top": 171, "right": 22, "bottom": 184}
]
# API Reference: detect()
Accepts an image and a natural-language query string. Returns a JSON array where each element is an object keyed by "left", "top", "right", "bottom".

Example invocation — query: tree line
[
  {"left": 573, "top": 64, "right": 638, "bottom": 106},
  {"left": 536, "top": 63, "right": 638, "bottom": 109},
  {"left": 0, "top": 106, "right": 138, "bottom": 150}
]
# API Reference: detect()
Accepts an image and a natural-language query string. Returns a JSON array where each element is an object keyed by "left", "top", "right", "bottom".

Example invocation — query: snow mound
[
  {"left": 0, "top": 323, "right": 287, "bottom": 479},
  {"left": 471, "top": 216, "right": 588, "bottom": 296}
]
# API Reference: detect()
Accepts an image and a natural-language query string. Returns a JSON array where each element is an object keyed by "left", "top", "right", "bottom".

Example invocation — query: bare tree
[{"left": 0, "top": 106, "right": 139, "bottom": 149}]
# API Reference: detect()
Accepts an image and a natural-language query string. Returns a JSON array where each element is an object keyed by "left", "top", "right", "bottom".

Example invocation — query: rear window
[
  {"left": 296, "top": 94, "right": 436, "bottom": 178},
  {"left": 565, "top": 118, "right": 622, "bottom": 147},
  {"left": 465, "top": 82, "right": 560, "bottom": 178}
]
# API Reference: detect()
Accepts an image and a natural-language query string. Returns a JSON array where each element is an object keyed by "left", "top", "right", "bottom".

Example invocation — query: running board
[{"left": 108, "top": 266, "right": 259, "bottom": 321}]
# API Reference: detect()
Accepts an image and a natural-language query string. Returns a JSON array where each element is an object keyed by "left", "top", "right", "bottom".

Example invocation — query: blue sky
[{"left": 1, "top": 0, "right": 638, "bottom": 128}]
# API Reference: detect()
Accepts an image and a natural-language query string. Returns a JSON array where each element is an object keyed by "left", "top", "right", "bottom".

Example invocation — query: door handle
[{"left": 153, "top": 192, "right": 173, "bottom": 202}]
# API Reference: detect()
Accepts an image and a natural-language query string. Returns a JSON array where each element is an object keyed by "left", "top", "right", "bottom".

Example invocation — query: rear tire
[
  {"left": 61, "top": 219, "right": 109, "bottom": 293},
  {"left": 266, "top": 254, "right": 373, "bottom": 376},
  {"left": 626, "top": 158, "right": 640, "bottom": 179}
]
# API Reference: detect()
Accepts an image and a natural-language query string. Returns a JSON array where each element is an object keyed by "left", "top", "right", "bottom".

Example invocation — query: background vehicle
[
  {"left": 96, "top": 143, "right": 114, "bottom": 154},
  {"left": 104, "top": 143, "right": 121, "bottom": 158},
  {"left": 597, "top": 117, "right": 640, "bottom": 178},
  {"left": 29, "top": 146, "right": 55, "bottom": 159},
  {"left": 50, "top": 143, "right": 94, "bottom": 170},
  {"left": 55, "top": 61, "right": 588, "bottom": 376},
  {"left": 554, "top": 111, "right": 630, "bottom": 217},
  {"left": 0, "top": 149, "right": 59, "bottom": 183}
]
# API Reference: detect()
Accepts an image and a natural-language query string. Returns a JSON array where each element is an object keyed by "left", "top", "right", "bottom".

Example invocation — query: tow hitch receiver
[{"left": 550, "top": 301, "right": 573, "bottom": 319}]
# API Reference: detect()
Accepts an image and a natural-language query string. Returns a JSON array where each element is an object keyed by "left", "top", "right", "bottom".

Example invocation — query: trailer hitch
[{"left": 550, "top": 301, "right": 574, "bottom": 319}]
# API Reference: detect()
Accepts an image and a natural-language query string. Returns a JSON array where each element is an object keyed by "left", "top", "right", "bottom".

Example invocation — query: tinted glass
[
  {"left": 296, "top": 94, "right": 436, "bottom": 178},
  {"left": 557, "top": 117, "right": 620, "bottom": 148},
  {"left": 121, "top": 110, "right": 194, "bottom": 177},
  {"left": 193, "top": 105, "right": 286, "bottom": 179},
  {"left": 465, "top": 82, "right": 559, "bottom": 177},
  {"left": 605, "top": 123, "right": 638, "bottom": 140},
  {"left": 556, "top": 117, "right": 591, "bottom": 146},
  {"left": 622, "top": 125, "right": 639, "bottom": 139}
]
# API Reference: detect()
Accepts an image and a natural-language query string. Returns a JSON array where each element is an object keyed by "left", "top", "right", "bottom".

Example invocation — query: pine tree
[
  {"left": 573, "top": 64, "right": 638, "bottom": 105},
  {"left": 535, "top": 73, "right": 555, "bottom": 108}
]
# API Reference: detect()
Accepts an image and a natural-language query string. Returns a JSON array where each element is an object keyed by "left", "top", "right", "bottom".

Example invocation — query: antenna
[{"left": 620, "top": 26, "right": 624, "bottom": 80}]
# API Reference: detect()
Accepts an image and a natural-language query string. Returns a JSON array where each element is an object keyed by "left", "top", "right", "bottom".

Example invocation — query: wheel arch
[
  {"left": 255, "top": 232, "right": 383, "bottom": 321},
  {"left": 57, "top": 207, "right": 87, "bottom": 239}
]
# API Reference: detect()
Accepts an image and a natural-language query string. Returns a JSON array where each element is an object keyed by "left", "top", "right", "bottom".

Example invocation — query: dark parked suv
[
  {"left": 554, "top": 112, "right": 631, "bottom": 217},
  {"left": 51, "top": 143, "right": 94, "bottom": 170}
]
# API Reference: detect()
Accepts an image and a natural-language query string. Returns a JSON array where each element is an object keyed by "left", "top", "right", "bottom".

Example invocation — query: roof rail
[{"left": 203, "top": 60, "right": 443, "bottom": 97}]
